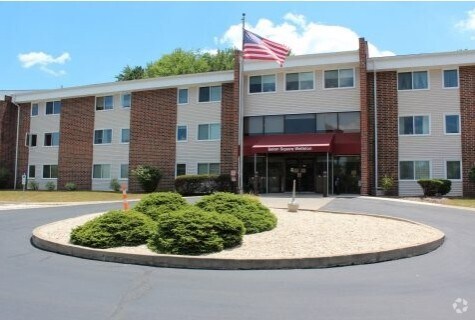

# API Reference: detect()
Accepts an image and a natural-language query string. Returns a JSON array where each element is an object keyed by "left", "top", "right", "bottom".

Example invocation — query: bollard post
[
  {"left": 323, "top": 171, "right": 328, "bottom": 197},
  {"left": 288, "top": 179, "right": 299, "bottom": 212},
  {"left": 121, "top": 183, "right": 129, "bottom": 211}
]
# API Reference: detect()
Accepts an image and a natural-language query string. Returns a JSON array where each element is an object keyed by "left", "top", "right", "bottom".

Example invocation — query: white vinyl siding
[{"left": 398, "top": 69, "right": 462, "bottom": 196}]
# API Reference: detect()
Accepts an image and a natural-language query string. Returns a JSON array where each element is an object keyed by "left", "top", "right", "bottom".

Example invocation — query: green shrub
[
  {"left": 469, "top": 167, "right": 475, "bottom": 183},
  {"left": 110, "top": 178, "right": 121, "bottom": 192},
  {"left": 0, "top": 167, "right": 10, "bottom": 189},
  {"left": 195, "top": 192, "right": 277, "bottom": 234},
  {"left": 64, "top": 182, "right": 77, "bottom": 191},
  {"left": 174, "top": 174, "right": 234, "bottom": 196},
  {"left": 417, "top": 179, "right": 451, "bottom": 197},
  {"left": 134, "top": 192, "right": 188, "bottom": 221},
  {"left": 70, "top": 210, "right": 156, "bottom": 249},
  {"left": 132, "top": 165, "right": 162, "bottom": 193},
  {"left": 45, "top": 181, "right": 56, "bottom": 191},
  {"left": 148, "top": 206, "right": 245, "bottom": 255},
  {"left": 380, "top": 175, "right": 394, "bottom": 195},
  {"left": 28, "top": 180, "right": 39, "bottom": 190}
]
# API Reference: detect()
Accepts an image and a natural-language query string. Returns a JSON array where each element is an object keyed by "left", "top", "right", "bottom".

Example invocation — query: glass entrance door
[{"left": 285, "top": 158, "right": 315, "bottom": 192}]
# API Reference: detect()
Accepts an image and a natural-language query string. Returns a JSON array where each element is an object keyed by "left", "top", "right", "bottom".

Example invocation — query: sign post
[{"left": 21, "top": 173, "right": 26, "bottom": 192}]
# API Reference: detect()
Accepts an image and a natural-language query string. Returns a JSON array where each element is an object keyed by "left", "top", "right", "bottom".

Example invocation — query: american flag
[{"left": 243, "top": 29, "right": 290, "bottom": 66}]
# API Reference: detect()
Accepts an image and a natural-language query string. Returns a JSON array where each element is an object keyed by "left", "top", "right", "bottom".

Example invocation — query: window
[
  {"left": 31, "top": 103, "right": 39, "bottom": 116},
  {"left": 264, "top": 115, "right": 284, "bottom": 135},
  {"left": 446, "top": 161, "right": 461, "bottom": 180},
  {"left": 338, "top": 112, "right": 360, "bottom": 132},
  {"left": 177, "top": 125, "right": 187, "bottom": 141},
  {"left": 399, "top": 161, "right": 430, "bottom": 180},
  {"left": 244, "top": 117, "right": 263, "bottom": 136},
  {"left": 198, "top": 163, "right": 220, "bottom": 175},
  {"left": 94, "top": 129, "right": 112, "bottom": 144},
  {"left": 285, "top": 72, "right": 314, "bottom": 91},
  {"left": 398, "top": 71, "right": 428, "bottom": 90},
  {"left": 199, "top": 86, "right": 221, "bottom": 102},
  {"left": 443, "top": 69, "right": 458, "bottom": 88},
  {"left": 324, "top": 69, "right": 354, "bottom": 88},
  {"left": 45, "top": 101, "right": 61, "bottom": 115},
  {"left": 29, "top": 165, "right": 35, "bottom": 179},
  {"left": 44, "top": 132, "right": 60, "bottom": 146},
  {"left": 121, "top": 94, "right": 131, "bottom": 108},
  {"left": 445, "top": 114, "right": 460, "bottom": 134},
  {"left": 178, "top": 89, "right": 188, "bottom": 104},
  {"left": 284, "top": 114, "right": 316, "bottom": 134},
  {"left": 249, "top": 75, "right": 276, "bottom": 93},
  {"left": 26, "top": 133, "right": 37, "bottom": 147},
  {"left": 316, "top": 113, "right": 338, "bottom": 132},
  {"left": 96, "top": 96, "right": 114, "bottom": 111},
  {"left": 93, "top": 164, "right": 111, "bottom": 179},
  {"left": 121, "top": 129, "right": 130, "bottom": 143},
  {"left": 120, "top": 164, "right": 128, "bottom": 179},
  {"left": 198, "top": 124, "right": 220, "bottom": 140},
  {"left": 399, "top": 116, "right": 429, "bottom": 135},
  {"left": 176, "top": 164, "right": 186, "bottom": 176},
  {"left": 43, "top": 165, "right": 58, "bottom": 179}
]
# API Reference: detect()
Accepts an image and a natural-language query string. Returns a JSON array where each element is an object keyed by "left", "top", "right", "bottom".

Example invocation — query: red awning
[{"left": 244, "top": 133, "right": 334, "bottom": 156}]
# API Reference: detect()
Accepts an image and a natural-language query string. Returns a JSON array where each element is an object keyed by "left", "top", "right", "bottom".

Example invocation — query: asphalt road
[{"left": 0, "top": 197, "right": 474, "bottom": 320}]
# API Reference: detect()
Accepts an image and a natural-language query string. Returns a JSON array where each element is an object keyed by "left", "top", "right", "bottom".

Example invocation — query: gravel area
[{"left": 35, "top": 209, "right": 444, "bottom": 259}]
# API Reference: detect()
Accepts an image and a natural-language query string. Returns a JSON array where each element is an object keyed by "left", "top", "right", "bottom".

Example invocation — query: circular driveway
[{"left": 1, "top": 197, "right": 474, "bottom": 320}]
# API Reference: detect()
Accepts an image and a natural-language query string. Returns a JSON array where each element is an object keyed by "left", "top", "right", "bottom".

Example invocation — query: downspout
[
  {"left": 373, "top": 60, "right": 379, "bottom": 194},
  {"left": 12, "top": 98, "right": 20, "bottom": 190}
]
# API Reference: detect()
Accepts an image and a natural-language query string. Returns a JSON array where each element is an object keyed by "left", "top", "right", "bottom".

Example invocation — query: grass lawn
[
  {"left": 443, "top": 198, "right": 475, "bottom": 208},
  {"left": 0, "top": 190, "right": 145, "bottom": 203}
]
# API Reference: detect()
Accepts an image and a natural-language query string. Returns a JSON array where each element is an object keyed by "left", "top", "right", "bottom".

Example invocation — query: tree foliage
[{"left": 115, "top": 48, "right": 235, "bottom": 81}]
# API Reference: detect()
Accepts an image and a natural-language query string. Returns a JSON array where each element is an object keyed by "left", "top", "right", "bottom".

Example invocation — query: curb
[{"left": 31, "top": 211, "right": 445, "bottom": 270}]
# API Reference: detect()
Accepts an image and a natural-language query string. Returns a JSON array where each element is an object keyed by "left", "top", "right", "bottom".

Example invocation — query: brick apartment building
[{"left": 1, "top": 38, "right": 475, "bottom": 196}]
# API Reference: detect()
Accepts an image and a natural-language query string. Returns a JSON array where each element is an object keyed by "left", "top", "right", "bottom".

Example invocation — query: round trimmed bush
[
  {"left": 195, "top": 192, "right": 277, "bottom": 234},
  {"left": 70, "top": 210, "right": 156, "bottom": 249},
  {"left": 134, "top": 192, "right": 188, "bottom": 221},
  {"left": 148, "top": 206, "right": 245, "bottom": 255}
]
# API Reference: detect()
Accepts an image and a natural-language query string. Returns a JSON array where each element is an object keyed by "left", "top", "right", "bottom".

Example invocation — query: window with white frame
[
  {"left": 198, "top": 124, "right": 220, "bottom": 140},
  {"left": 249, "top": 75, "right": 276, "bottom": 93},
  {"left": 399, "top": 161, "right": 430, "bottom": 180},
  {"left": 31, "top": 103, "right": 39, "bottom": 116},
  {"left": 121, "top": 128, "right": 130, "bottom": 143},
  {"left": 399, "top": 116, "right": 430, "bottom": 135},
  {"left": 398, "top": 71, "right": 428, "bottom": 90},
  {"left": 29, "top": 165, "right": 36, "bottom": 179},
  {"left": 178, "top": 88, "right": 188, "bottom": 104},
  {"left": 120, "top": 164, "right": 129, "bottom": 179},
  {"left": 199, "top": 86, "right": 221, "bottom": 102},
  {"left": 443, "top": 69, "right": 458, "bottom": 88},
  {"left": 45, "top": 101, "right": 61, "bottom": 115},
  {"left": 324, "top": 69, "right": 354, "bottom": 88},
  {"left": 445, "top": 114, "right": 460, "bottom": 134},
  {"left": 93, "top": 164, "right": 111, "bottom": 179},
  {"left": 121, "top": 93, "right": 131, "bottom": 108},
  {"left": 177, "top": 125, "right": 187, "bottom": 141},
  {"left": 44, "top": 132, "right": 60, "bottom": 146},
  {"left": 43, "top": 165, "right": 58, "bottom": 179},
  {"left": 96, "top": 96, "right": 114, "bottom": 111},
  {"left": 446, "top": 161, "right": 461, "bottom": 180},
  {"left": 286, "top": 72, "right": 314, "bottom": 91},
  {"left": 94, "top": 129, "right": 112, "bottom": 144},
  {"left": 26, "top": 133, "right": 37, "bottom": 147},
  {"left": 176, "top": 163, "right": 186, "bottom": 176},
  {"left": 197, "top": 163, "right": 220, "bottom": 175}
]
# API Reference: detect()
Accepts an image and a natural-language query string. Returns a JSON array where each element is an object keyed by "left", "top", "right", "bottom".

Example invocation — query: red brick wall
[
  {"left": 0, "top": 97, "right": 17, "bottom": 188},
  {"left": 16, "top": 103, "right": 30, "bottom": 187},
  {"left": 220, "top": 50, "right": 240, "bottom": 190},
  {"left": 129, "top": 89, "right": 177, "bottom": 192},
  {"left": 58, "top": 97, "right": 95, "bottom": 190},
  {"left": 459, "top": 66, "right": 475, "bottom": 197},
  {"left": 375, "top": 71, "right": 399, "bottom": 195},
  {"left": 359, "top": 38, "right": 371, "bottom": 195}
]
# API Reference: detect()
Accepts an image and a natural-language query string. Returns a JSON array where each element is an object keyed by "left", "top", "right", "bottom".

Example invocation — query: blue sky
[{"left": 1, "top": 1, "right": 475, "bottom": 90}]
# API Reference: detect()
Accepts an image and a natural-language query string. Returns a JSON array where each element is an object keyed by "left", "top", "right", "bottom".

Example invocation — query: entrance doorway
[{"left": 285, "top": 158, "right": 315, "bottom": 192}]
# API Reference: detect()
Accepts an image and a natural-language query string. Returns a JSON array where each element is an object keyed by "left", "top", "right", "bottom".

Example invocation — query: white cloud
[
  {"left": 18, "top": 51, "right": 70, "bottom": 76},
  {"left": 456, "top": 8, "right": 475, "bottom": 31},
  {"left": 219, "top": 13, "right": 394, "bottom": 58}
]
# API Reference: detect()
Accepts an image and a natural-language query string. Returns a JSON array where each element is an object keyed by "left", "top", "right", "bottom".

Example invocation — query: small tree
[
  {"left": 132, "top": 165, "right": 162, "bottom": 193},
  {"left": 380, "top": 175, "right": 394, "bottom": 196}
]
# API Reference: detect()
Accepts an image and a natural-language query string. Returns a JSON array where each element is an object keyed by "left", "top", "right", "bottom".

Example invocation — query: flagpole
[{"left": 238, "top": 13, "right": 245, "bottom": 194}]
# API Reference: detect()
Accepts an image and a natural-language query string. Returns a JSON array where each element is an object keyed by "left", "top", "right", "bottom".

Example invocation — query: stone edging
[{"left": 31, "top": 211, "right": 445, "bottom": 270}]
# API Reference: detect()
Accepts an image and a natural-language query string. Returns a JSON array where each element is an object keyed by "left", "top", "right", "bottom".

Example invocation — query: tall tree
[{"left": 115, "top": 65, "right": 145, "bottom": 81}]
